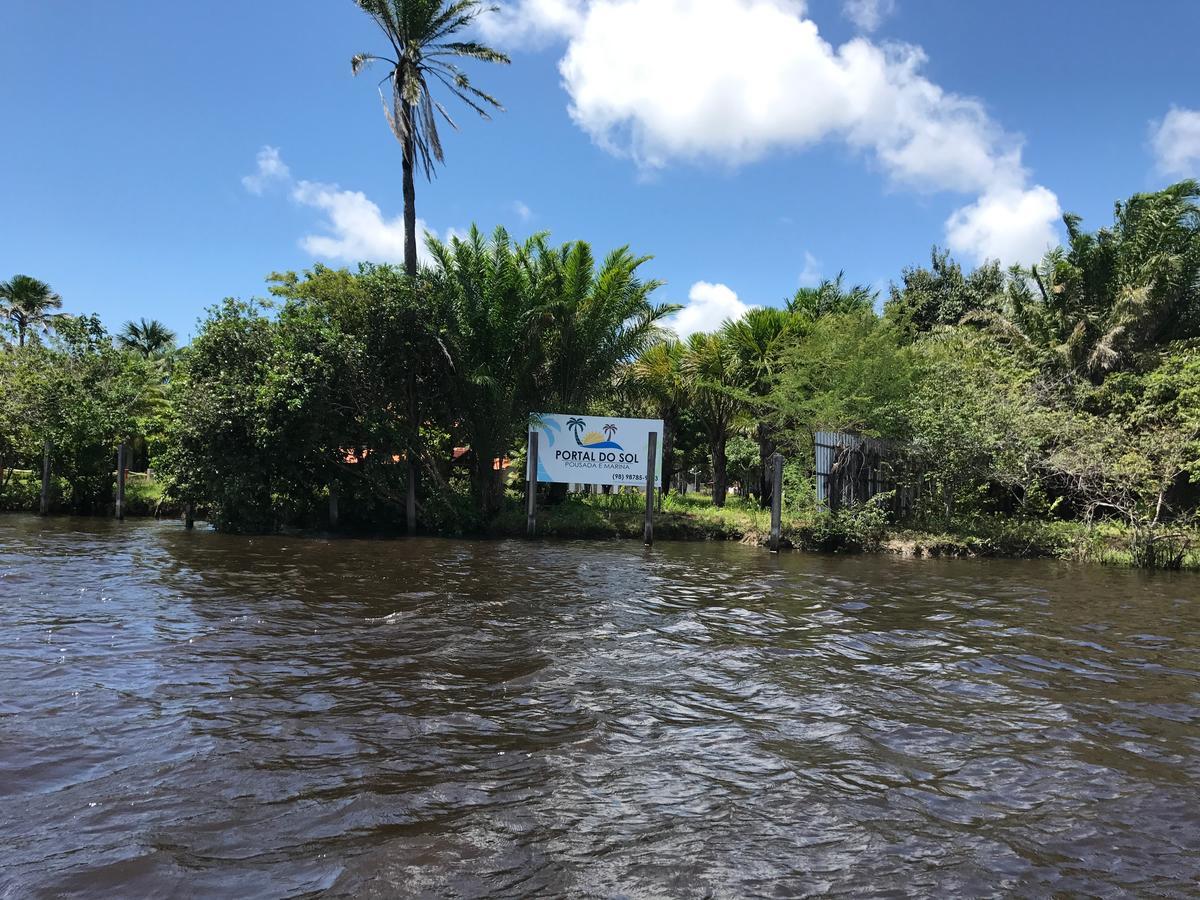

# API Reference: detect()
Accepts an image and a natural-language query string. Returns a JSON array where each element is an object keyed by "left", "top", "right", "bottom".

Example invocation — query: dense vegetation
[{"left": 3, "top": 181, "right": 1199, "bottom": 567}]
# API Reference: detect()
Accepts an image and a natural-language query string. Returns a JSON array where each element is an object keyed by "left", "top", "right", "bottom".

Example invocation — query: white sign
[{"left": 530, "top": 413, "right": 664, "bottom": 487}]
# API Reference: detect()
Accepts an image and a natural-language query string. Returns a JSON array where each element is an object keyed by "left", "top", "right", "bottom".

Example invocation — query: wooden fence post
[
  {"left": 116, "top": 443, "right": 127, "bottom": 521},
  {"left": 40, "top": 441, "right": 51, "bottom": 516},
  {"left": 643, "top": 431, "right": 657, "bottom": 546},
  {"left": 769, "top": 451, "right": 784, "bottom": 552},
  {"left": 526, "top": 430, "right": 538, "bottom": 538}
]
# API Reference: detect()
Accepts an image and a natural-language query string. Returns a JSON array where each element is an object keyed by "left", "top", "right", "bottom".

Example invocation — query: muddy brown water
[{"left": 1, "top": 515, "right": 1198, "bottom": 897}]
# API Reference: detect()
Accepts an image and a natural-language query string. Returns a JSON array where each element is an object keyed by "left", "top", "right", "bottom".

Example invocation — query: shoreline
[{"left": 8, "top": 503, "right": 1197, "bottom": 571}]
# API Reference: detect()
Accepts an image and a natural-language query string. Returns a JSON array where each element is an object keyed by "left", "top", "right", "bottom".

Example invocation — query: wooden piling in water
[
  {"left": 644, "top": 432, "right": 657, "bottom": 546},
  {"left": 40, "top": 441, "right": 51, "bottom": 516},
  {"left": 116, "top": 443, "right": 127, "bottom": 521},
  {"left": 526, "top": 430, "right": 538, "bottom": 538},
  {"left": 184, "top": 503, "right": 194, "bottom": 530},
  {"left": 769, "top": 452, "right": 784, "bottom": 552}
]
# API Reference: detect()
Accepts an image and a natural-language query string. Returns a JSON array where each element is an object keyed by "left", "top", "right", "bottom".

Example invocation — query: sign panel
[{"left": 530, "top": 413, "right": 664, "bottom": 487}]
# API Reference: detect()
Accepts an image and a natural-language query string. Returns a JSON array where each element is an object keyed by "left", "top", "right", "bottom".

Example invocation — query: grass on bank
[
  {"left": 493, "top": 490, "right": 1200, "bottom": 569},
  {"left": 0, "top": 469, "right": 168, "bottom": 516}
]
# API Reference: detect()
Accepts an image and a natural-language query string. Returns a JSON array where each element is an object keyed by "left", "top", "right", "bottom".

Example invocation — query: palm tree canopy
[
  {"left": 118, "top": 318, "right": 177, "bottom": 358},
  {"left": 539, "top": 240, "right": 678, "bottom": 410},
  {"left": 681, "top": 331, "right": 746, "bottom": 439},
  {"left": 789, "top": 272, "right": 877, "bottom": 321},
  {"left": 722, "top": 306, "right": 793, "bottom": 393},
  {"left": 965, "top": 179, "right": 1200, "bottom": 378},
  {"left": 351, "top": 0, "right": 510, "bottom": 177},
  {"left": 0, "top": 274, "right": 63, "bottom": 345}
]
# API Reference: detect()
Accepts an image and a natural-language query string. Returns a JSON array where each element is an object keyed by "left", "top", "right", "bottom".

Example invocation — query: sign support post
[
  {"left": 769, "top": 452, "right": 784, "bottom": 551},
  {"left": 643, "top": 432, "right": 657, "bottom": 546},
  {"left": 526, "top": 430, "right": 538, "bottom": 537}
]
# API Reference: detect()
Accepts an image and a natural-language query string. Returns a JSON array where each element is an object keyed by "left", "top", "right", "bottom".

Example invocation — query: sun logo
[{"left": 566, "top": 418, "right": 623, "bottom": 450}]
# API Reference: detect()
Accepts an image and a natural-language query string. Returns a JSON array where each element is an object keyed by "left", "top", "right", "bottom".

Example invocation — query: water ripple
[{"left": 0, "top": 516, "right": 1198, "bottom": 897}]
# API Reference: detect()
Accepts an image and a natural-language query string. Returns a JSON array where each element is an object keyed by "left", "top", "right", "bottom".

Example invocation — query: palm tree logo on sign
[{"left": 566, "top": 417, "right": 624, "bottom": 450}]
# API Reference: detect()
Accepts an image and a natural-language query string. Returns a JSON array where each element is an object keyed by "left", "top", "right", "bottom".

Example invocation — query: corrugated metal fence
[{"left": 814, "top": 430, "right": 916, "bottom": 515}]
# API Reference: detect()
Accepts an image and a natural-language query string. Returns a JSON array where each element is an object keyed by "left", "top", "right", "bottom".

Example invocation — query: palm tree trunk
[
  {"left": 401, "top": 102, "right": 419, "bottom": 279},
  {"left": 756, "top": 422, "right": 774, "bottom": 509},
  {"left": 402, "top": 101, "right": 418, "bottom": 533},
  {"left": 712, "top": 437, "right": 728, "bottom": 508},
  {"left": 661, "top": 417, "right": 675, "bottom": 496}
]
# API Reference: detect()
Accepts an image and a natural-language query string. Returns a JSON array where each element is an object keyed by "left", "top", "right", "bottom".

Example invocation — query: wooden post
[
  {"left": 116, "top": 443, "right": 127, "bottom": 521},
  {"left": 644, "top": 431, "right": 657, "bottom": 546},
  {"left": 184, "top": 503, "right": 195, "bottom": 530},
  {"left": 526, "top": 430, "right": 538, "bottom": 537},
  {"left": 329, "top": 482, "right": 339, "bottom": 530},
  {"left": 769, "top": 451, "right": 784, "bottom": 552},
  {"left": 40, "top": 441, "right": 51, "bottom": 516}
]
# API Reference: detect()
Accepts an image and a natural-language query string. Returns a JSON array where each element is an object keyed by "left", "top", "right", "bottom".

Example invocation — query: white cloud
[
  {"left": 668, "top": 281, "right": 753, "bottom": 337},
  {"left": 945, "top": 185, "right": 1061, "bottom": 267},
  {"left": 241, "top": 146, "right": 290, "bottom": 195},
  {"left": 798, "top": 251, "right": 821, "bottom": 286},
  {"left": 243, "top": 147, "right": 456, "bottom": 265},
  {"left": 290, "top": 180, "right": 440, "bottom": 265},
  {"left": 842, "top": 0, "right": 895, "bottom": 32},
  {"left": 478, "top": 0, "right": 586, "bottom": 47},
  {"left": 485, "top": 0, "right": 1060, "bottom": 265},
  {"left": 513, "top": 200, "right": 534, "bottom": 222},
  {"left": 1151, "top": 106, "right": 1200, "bottom": 178}
]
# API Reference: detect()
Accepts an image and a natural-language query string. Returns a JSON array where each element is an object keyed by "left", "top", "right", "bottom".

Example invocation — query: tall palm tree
[
  {"left": 351, "top": 0, "right": 509, "bottom": 277},
  {"left": 682, "top": 332, "right": 745, "bottom": 507},
  {"left": 118, "top": 318, "right": 176, "bottom": 358},
  {"left": 629, "top": 339, "right": 686, "bottom": 492},
  {"left": 351, "top": 0, "right": 509, "bottom": 531},
  {"left": 0, "top": 275, "right": 62, "bottom": 347},
  {"left": 724, "top": 306, "right": 793, "bottom": 506}
]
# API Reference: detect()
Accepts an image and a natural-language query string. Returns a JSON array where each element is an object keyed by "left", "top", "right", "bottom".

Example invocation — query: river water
[{"left": 1, "top": 515, "right": 1198, "bottom": 897}]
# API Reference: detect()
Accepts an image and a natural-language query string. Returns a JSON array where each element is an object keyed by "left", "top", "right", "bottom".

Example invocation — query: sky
[{"left": 3, "top": 0, "right": 1200, "bottom": 342}]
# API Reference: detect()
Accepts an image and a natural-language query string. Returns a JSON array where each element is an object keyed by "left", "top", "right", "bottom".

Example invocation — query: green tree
[
  {"left": 967, "top": 181, "right": 1200, "bottom": 380},
  {"left": 424, "top": 226, "right": 550, "bottom": 519},
  {"left": 769, "top": 310, "right": 915, "bottom": 446},
  {"left": 541, "top": 240, "right": 676, "bottom": 412},
  {"left": 682, "top": 331, "right": 744, "bottom": 507},
  {"left": 723, "top": 306, "right": 792, "bottom": 506},
  {"left": 885, "top": 249, "right": 1005, "bottom": 337},
  {"left": 118, "top": 318, "right": 177, "bottom": 358},
  {"left": 628, "top": 339, "right": 686, "bottom": 491},
  {"left": 788, "top": 272, "right": 876, "bottom": 321},
  {"left": 1, "top": 274, "right": 63, "bottom": 348},
  {"left": 160, "top": 300, "right": 281, "bottom": 531},
  {"left": 906, "top": 330, "right": 1047, "bottom": 524}
]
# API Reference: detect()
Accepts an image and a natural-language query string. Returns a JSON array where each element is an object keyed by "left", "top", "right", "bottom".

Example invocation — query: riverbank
[
  {"left": 496, "top": 494, "right": 1200, "bottom": 571},
  {"left": 0, "top": 470, "right": 178, "bottom": 518},
  {"left": 6, "top": 477, "right": 1196, "bottom": 570}
]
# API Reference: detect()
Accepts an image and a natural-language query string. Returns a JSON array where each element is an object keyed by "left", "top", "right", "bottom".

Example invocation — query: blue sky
[{"left": 3, "top": 0, "right": 1199, "bottom": 341}]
